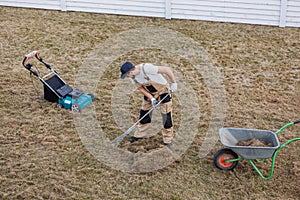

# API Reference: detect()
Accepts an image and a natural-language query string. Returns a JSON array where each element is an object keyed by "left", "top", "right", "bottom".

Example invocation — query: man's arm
[
  {"left": 137, "top": 86, "right": 153, "bottom": 99},
  {"left": 157, "top": 66, "right": 177, "bottom": 92},
  {"left": 157, "top": 66, "right": 176, "bottom": 83}
]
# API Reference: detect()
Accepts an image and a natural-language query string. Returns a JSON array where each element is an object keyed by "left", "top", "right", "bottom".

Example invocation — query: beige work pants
[{"left": 134, "top": 88, "right": 174, "bottom": 144}]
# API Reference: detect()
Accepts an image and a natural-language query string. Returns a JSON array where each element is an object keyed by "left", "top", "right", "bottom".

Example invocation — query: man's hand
[
  {"left": 170, "top": 82, "right": 178, "bottom": 93},
  {"left": 151, "top": 98, "right": 158, "bottom": 108}
]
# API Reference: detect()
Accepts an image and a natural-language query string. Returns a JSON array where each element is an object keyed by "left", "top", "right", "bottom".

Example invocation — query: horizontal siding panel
[
  {"left": 287, "top": 6, "right": 300, "bottom": 12},
  {"left": 171, "top": 11, "right": 280, "bottom": 23},
  {"left": 0, "top": 0, "right": 60, "bottom": 9},
  {"left": 197, "top": 0, "right": 280, "bottom": 5},
  {"left": 171, "top": 0, "right": 281, "bottom": 26},
  {"left": 287, "top": 10, "right": 300, "bottom": 17},
  {"left": 288, "top": 0, "right": 300, "bottom": 6},
  {"left": 286, "top": 0, "right": 300, "bottom": 27},
  {"left": 173, "top": 0, "right": 281, "bottom": 9},
  {"left": 68, "top": 0, "right": 164, "bottom": 3},
  {"left": 0, "top": 0, "right": 59, "bottom": 4},
  {"left": 285, "top": 22, "right": 300, "bottom": 27},
  {"left": 67, "top": 3, "right": 164, "bottom": 12},
  {"left": 173, "top": 14, "right": 279, "bottom": 26},
  {"left": 66, "top": 0, "right": 165, "bottom": 17},
  {"left": 287, "top": 0, "right": 300, "bottom": 13},
  {"left": 67, "top": 7, "right": 165, "bottom": 18},
  {"left": 171, "top": 5, "right": 280, "bottom": 16},
  {"left": 67, "top": 0, "right": 164, "bottom": 6},
  {"left": 67, "top": 2, "right": 165, "bottom": 11}
]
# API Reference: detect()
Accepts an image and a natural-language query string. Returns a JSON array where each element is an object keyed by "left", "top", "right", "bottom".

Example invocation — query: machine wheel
[
  {"left": 214, "top": 148, "right": 239, "bottom": 170},
  {"left": 56, "top": 103, "right": 63, "bottom": 109},
  {"left": 88, "top": 93, "right": 95, "bottom": 101},
  {"left": 71, "top": 104, "right": 81, "bottom": 112}
]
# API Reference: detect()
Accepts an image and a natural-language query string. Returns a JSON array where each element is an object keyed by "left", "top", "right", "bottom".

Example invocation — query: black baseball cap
[{"left": 120, "top": 62, "right": 134, "bottom": 79}]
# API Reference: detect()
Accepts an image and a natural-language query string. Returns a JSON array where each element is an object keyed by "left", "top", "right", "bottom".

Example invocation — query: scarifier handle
[
  {"left": 293, "top": 120, "right": 300, "bottom": 124},
  {"left": 22, "top": 51, "right": 41, "bottom": 76},
  {"left": 22, "top": 51, "right": 40, "bottom": 67},
  {"left": 22, "top": 51, "right": 52, "bottom": 77}
]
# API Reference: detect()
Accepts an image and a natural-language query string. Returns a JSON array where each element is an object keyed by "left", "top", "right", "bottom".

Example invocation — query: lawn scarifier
[{"left": 22, "top": 51, "right": 94, "bottom": 112}]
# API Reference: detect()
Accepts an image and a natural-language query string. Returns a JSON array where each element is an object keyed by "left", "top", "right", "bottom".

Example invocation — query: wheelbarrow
[{"left": 213, "top": 120, "right": 300, "bottom": 180}]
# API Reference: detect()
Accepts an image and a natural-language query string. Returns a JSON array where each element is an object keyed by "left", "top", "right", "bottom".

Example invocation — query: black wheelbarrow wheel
[{"left": 214, "top": 148, "right": 239, "bottom": 170}]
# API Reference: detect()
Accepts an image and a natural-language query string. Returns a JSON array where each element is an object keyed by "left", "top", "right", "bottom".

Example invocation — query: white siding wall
[
  {"left": 286, "top": 0, "right": 300, "bottom": 27},
  {"left": 0, "top": 0, "right": 61, "bottom": 10},
  {"left": 66, "top": 0, "right": 166, "bottom": 18},
  {"left": 171, "top": 0, "right": 281, "bottom": 26},
  {"left": 0, "top": 0, "right": 299, "bottom": 27}
]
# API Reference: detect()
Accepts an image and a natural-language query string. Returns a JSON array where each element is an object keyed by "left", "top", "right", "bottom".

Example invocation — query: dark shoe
[
  {"left": 128, "top": 136, "right": 141, "bottom": 143},
  {"left": 164, "top": 143, "right": 172, "bottom": 148}
]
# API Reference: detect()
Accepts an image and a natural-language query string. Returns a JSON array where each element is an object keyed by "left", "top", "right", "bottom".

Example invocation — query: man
[{"left": 120, "top": 61, "right": 177, "bottom": 147}]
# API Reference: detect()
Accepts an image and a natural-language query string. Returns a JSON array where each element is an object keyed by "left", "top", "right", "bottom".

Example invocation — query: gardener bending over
[{"left": 120, "top": 62, "right": 177, "bottom": 147}]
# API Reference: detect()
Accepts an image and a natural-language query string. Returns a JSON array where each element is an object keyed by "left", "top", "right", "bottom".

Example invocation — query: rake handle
[{"left": 112, "top": 92, "right": 171, "bottom": 146}]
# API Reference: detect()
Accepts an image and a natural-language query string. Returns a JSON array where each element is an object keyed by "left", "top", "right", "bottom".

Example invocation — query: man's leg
[
  {"left": 134, "top": 109, "right": 152, "bottom": 138},
  {"left": 160, "top": 93, "right": 174, "bottom": 145},
  {"left": 129, "top": 97, "right": 153, "bottom": 142}
]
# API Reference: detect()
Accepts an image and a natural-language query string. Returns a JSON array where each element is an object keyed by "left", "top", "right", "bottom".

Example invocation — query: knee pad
[
  {"left": 159, "top": 93, "right": 172, "bottom": 103},
  {"left": 140, "top": 109, "right": 152, "bottom": 124},
  {"left": 162, "top": 112, "right": 173, "bottom": 129}
]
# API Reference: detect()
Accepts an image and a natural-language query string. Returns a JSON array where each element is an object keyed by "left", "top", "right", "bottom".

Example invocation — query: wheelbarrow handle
[{"left": 275, "top": 120, "right": 300, "bottom": 135}]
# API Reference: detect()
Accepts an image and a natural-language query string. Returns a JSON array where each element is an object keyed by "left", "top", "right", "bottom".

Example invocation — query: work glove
[
  {"left": 150, "top": 98, "right": 158, "bottom": 108},
  {"left": 170, "top": 82, "right": 178, "bottom": 93}
]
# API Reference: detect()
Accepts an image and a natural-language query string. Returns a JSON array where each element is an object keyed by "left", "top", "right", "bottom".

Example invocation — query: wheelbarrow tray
[{"left": 219, "top": 128, "right": 280, "bottom": 159}]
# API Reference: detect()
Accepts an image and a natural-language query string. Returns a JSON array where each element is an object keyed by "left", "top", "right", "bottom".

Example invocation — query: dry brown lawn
[{"left": 1, "top": 6, "right": 300, "bottom": 199}]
